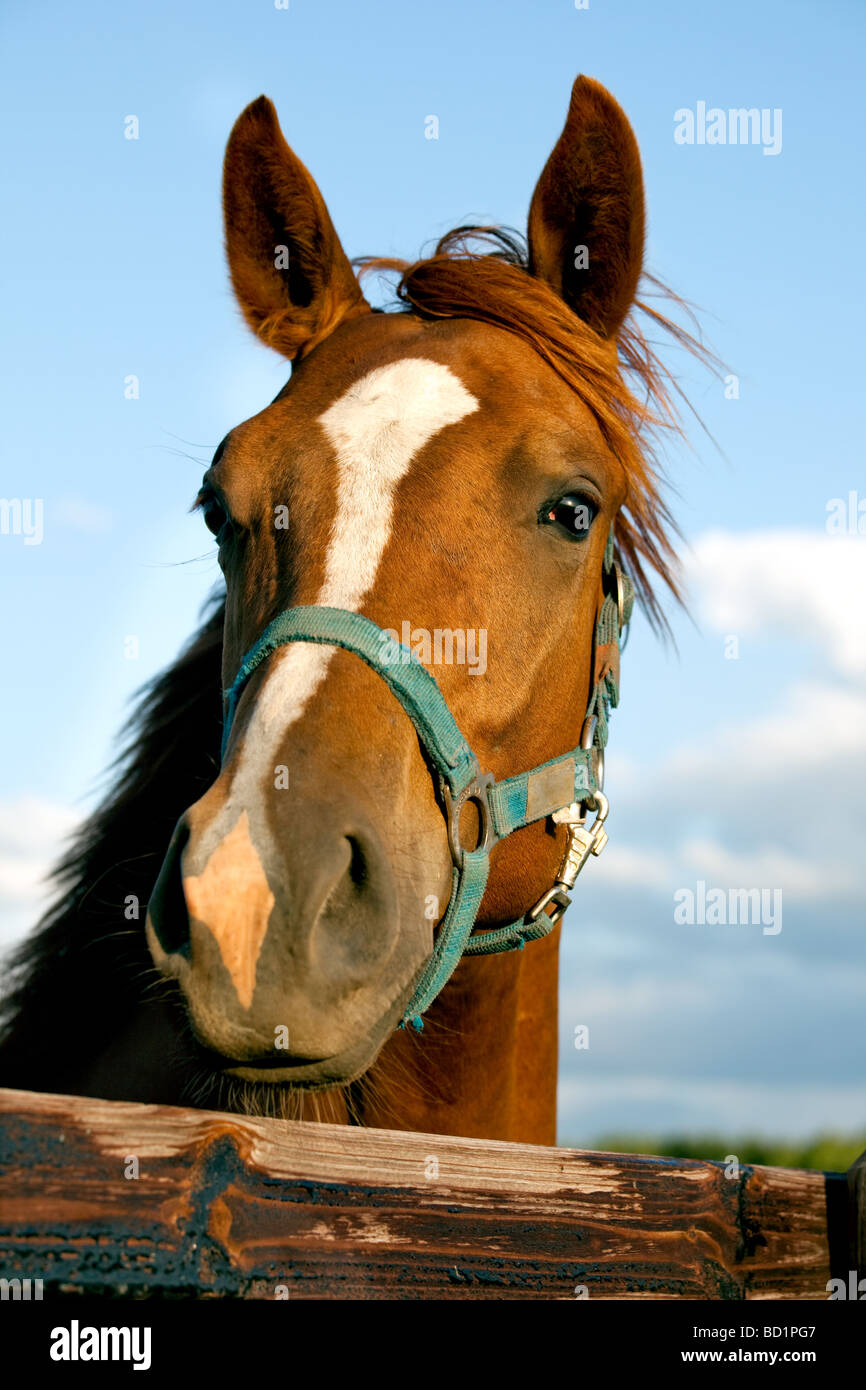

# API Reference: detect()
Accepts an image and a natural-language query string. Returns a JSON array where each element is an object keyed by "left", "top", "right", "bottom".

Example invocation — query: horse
[{"left": 0, "top": 76, "right": 705, "bottom": 1144}]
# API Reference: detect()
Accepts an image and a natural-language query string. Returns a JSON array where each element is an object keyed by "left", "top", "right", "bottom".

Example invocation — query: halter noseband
[{"left": 220, "top": 528, "right": 634, "bottom": 1030}]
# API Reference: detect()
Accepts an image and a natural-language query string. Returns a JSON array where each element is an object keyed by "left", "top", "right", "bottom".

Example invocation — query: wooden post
[
  {"left": 848, "top": 1148, "right": 866, "bottom": 1281},
  {"left": 0, "top": 1086, "right": 849, "bottom": 1300}
]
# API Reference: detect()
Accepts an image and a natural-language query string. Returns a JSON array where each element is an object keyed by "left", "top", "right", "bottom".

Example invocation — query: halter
[{"left": 220, "top": 528, "right": 634, "bottom": 1030}]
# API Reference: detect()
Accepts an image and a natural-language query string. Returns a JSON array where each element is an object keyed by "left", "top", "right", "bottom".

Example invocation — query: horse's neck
[{"left": 358, "top": 926, "right": 561, "bottom": 1144}]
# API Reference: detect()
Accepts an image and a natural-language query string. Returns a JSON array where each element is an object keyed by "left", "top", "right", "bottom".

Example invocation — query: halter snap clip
[{"left": 526, "top": 792, "right": 610, "bottom": 929}]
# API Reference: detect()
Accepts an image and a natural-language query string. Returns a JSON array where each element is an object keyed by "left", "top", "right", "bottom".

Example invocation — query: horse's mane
[
  {"left": 358, "top": 225, "right": 717, "bottom": 633},
  {"left": 0, "top": 594, "right": 225, "bottom": 1092}
]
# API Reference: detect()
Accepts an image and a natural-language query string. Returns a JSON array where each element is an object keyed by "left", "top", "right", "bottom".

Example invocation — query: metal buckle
[
  {"left": 525, "top": 791, "right": 610, "bottom": 927},
  {"left": 443, "top": 771, "right": 496, "bottom": 869},
  {"left": 580, "top": 714, "right": 604, "bottom": 792}
]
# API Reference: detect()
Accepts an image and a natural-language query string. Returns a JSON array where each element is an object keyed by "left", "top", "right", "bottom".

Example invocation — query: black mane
[{"left": 0, "top": 593, "right": 225, "bottom": 1096}]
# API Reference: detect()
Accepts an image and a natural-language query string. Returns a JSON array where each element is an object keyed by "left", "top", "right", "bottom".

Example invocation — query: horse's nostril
[
  {"left": 148, "top": 822, "right": 191, "bottom": 957},
  {"left": 346, "top": 835, "right": 367, "bottom": 888}
]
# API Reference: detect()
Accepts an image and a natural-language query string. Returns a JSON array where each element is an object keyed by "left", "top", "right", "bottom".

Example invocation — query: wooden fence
[{"left": 0, "top": 1086, "right": 863, "bottom": 1299}]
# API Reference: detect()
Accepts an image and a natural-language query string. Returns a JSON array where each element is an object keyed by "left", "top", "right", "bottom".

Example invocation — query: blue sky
[{"left": 1, "top": 0, "right": 864, "bottom": 1144}]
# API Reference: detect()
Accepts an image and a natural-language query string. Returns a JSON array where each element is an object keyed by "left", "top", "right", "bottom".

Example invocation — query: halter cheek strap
[{"left": 220, "top": 528, "right": 633, "bottom": 1030}]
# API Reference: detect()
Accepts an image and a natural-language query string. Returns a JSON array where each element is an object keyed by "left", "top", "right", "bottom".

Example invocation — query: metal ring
[
  {"left": 615, "top": 561, "right": 626, "bottom": 633},
  {"left": 443, "top": 772, "right": 495, "bottom": 869}
]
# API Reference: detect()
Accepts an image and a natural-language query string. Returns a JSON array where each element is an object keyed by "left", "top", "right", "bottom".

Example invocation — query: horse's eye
[
  {"left": 200, "top": 493, "right": 229, "bottom": 539},
  {"left": 542, "top": 493, "right": 598, "bottom": 540}
]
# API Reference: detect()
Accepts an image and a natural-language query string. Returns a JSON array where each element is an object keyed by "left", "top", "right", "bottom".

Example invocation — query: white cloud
[
  {"left": 603, "top": 663, "right": 866, "bottom": 919},
  {"left": 588, "top": 832, "right": 853, "bottom": 905},
  {"left": 0, "top": 796, "right": 79, "bottom": 854},
  {"left": 561, "top": 972, "right": 718, "bottom": 1020},
  {"left": 0, "top": 797, "right": 79, "bottom": 950},
  {"left": 51, "top": 498, "right": 113, "bottom": 533},
  {"left": 0, "top": 854, "right": 52, "bottom": 903},
  {"left": 558, "top": 1075, "right": 866, "bottom": 1145},
  {"left": 589, "top": 828, "right": 857, "bottom": 905},
  {"left": 666, "top": 678, "right": 866, "bottom": 789},
  {"left": 679, "top": 836, "right": 858, "bottom": 901},
  {"left": 594, "top": 843, "right": 673, "bottom": 890},
  {"left": 687, "top": 529, "right": 866, "bottom": 678},
  {"left": 553, "top": 528, "right": 866, "bottom": 1144}
]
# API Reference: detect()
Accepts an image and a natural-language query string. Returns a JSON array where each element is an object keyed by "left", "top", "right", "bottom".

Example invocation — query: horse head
[{"left": 145, "top": 77, "right": 675, "bottom": 1120}]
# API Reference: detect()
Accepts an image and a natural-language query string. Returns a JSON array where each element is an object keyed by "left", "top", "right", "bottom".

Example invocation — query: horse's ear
[
  {"left": 223, "top": 96, "right": 370, "bottom": 360},
  {"left": 528, "top": 76, "right": 645, "bottom": 340}
]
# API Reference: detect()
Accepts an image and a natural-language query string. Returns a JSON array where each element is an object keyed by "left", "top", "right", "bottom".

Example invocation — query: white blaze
[{"left": 194, "top": 358, "right": 479, "bottom": 870}]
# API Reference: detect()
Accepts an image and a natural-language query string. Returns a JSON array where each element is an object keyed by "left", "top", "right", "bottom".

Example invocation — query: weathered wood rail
[{"left": 0, "top": 1087, "right": 860, "bottom": 1299}]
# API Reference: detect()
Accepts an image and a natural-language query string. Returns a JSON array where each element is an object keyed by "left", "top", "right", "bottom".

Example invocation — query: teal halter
[{"left": 221, "top": 529, "right": 633, "bottom": 1030}]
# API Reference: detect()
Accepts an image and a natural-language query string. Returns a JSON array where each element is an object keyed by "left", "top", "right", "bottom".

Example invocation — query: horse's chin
[
  {"left": 217, "top": 1039, "right": 383, "bottom": 1090},
  {"left": 192, "top": 988, "right": 411, "bottom": 1094}
]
